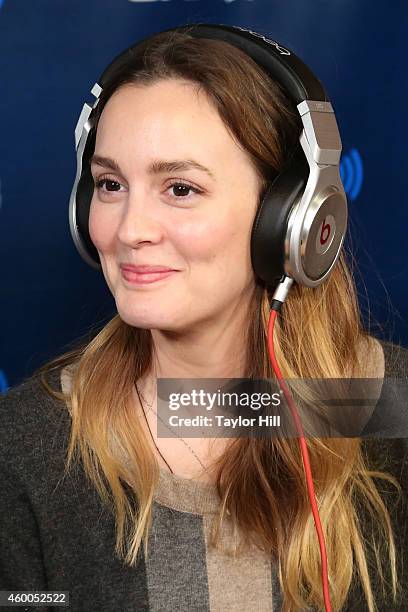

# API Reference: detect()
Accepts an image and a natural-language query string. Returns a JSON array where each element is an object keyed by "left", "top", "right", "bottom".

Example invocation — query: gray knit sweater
[{"left": 0, "top": 340, "right": 407, "bottom": 611}]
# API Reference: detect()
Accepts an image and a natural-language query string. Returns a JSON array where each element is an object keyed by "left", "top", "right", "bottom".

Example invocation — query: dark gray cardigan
[{"left": 0, "top": 340, "right": 407, "bottom": 611}]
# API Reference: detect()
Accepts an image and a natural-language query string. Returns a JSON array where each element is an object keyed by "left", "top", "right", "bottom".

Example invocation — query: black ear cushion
[{"left": 251, "top": 151, "right": 308, "bottom": 286}]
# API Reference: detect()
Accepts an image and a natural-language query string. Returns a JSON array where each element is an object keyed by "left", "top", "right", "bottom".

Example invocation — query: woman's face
[{"left": 89, "top": 79, "right": 262, "bottom": 332}]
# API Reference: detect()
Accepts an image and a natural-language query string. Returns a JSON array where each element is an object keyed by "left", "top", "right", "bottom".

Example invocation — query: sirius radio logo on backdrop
[
  {"left": 340, "top": 148, "right": 364, "bottom": 201},
  {"left": 0, "top": 369, "right": 9, "bottom": 394}
]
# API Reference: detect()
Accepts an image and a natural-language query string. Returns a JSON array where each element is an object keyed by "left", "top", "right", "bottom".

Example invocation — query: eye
[
  {"left": 166, "top": 180, "right": 203, "bottom": 201},
  {"left": 94, "top": 176, "right": 124, "bottom": 194}
]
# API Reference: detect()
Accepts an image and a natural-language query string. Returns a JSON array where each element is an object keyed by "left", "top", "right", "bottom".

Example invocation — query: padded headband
[{"left": 97, "top": 23, "right": 327, "bottom": 106}]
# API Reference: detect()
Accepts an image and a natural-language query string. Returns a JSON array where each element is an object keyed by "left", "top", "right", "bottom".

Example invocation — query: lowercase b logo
[{"left": 316, "top": 215, "right": 336, "bottom": 255}]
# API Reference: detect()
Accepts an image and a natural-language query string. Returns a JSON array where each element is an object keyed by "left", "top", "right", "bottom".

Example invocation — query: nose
[{"left": 116, "top": 190, "right": 163, "bottom": 247}]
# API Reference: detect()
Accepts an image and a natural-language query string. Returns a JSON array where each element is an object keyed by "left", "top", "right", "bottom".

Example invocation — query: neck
[{"left": 149, "top": 298, "right": 254, "bottom": 381}]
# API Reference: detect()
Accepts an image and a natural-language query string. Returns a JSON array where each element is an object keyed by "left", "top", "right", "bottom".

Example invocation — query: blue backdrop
[{"left": 1, "top": 0, "right": 407, "bottom": 390}]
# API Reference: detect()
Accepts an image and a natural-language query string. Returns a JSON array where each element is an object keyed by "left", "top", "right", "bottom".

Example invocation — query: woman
[{"left": 1, "top": 25, "right": 407, "bottom": 612}]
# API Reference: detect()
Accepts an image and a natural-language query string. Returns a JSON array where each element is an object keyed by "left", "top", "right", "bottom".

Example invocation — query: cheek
[
  {"left": 175, "top": 217, "right": 229, "bottom": 259},
  {"left": 88, "top": 201, "right": 115, "bottom": 252},
  {"left": 175, "top": 214, "right": 251, "bottom": 267}
]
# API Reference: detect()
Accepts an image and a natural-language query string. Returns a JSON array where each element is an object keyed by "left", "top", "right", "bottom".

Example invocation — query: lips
[
  {"left": 120, "top": 264, "right": 176, "bottom": 273},
  {"left": 120, "top": 265, "right": 178, "bottom": 285}
]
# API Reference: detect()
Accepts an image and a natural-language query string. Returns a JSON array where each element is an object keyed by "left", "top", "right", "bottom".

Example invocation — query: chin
[
  {"left": 116, "top": 307, "right": 178, "bottom": 331},
  {"left": 115, "top": 289, "right": 192, "bottom": 332}
]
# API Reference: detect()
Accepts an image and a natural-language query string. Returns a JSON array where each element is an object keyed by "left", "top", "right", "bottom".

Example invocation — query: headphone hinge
[{"left": 297, "top": 100, "right": 342, "bottom": 166}]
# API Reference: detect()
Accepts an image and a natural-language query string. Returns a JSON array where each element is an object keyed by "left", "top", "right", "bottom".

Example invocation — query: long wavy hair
[{"left": 34, "top": 28, "right": 402, "bottom": 611}]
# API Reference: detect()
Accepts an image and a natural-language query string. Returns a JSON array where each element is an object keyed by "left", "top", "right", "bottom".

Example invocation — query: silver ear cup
[
  {"left": 284, "top": 175, "right": 348, "bottom": 287},
  {"left": 300, "top": 187, "right": 347, "bottom": 281}
]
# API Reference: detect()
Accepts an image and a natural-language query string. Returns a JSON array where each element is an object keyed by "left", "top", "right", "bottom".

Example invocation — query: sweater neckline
[{"left": 154, "top": 465, "right": 222, "bottom": 514}]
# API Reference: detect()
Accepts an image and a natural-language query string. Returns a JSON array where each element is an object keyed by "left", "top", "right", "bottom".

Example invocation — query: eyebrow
[{"left": 89, "top": 154, "right": 216, "bottom": 181}]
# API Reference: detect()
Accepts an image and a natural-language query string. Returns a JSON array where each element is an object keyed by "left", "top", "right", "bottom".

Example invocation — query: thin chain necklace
[{"left": 136, "top": 382, "right": 207, "bottom": 475}]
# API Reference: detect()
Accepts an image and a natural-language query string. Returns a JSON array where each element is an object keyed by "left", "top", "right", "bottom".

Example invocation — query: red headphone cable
[{"left": 268, "top": 276, "right": 333, "bottom": 612}]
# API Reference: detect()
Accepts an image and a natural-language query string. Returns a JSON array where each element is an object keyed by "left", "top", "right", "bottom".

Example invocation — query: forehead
[
  {"left": 94, "top": 80, "right": 253, "bottom": 171},
  {"left": 98, "top": 79, "right": 219, "bottom": 128}
]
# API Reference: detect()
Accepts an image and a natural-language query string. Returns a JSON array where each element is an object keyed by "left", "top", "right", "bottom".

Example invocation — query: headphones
[{"left": 69, "top": 23, "right": 347, "bottom": 290}]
